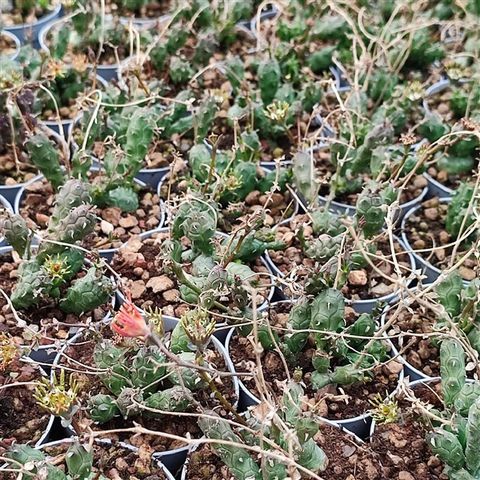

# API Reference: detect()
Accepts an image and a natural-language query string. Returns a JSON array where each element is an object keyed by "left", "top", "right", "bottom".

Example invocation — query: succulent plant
[
  {"left": 85, "top": 313, "right": 230, "bottom": 425},
  {"left": 445, "top": 182, "right": 477, "bottom": 239},
  {"left": 435, "top": 273, "right": 480, "bottom": 354},
  {"left": 255, "top": 289, "right": 387, "bottom": 391},
  {"left": 426, "top": 339, "right": 480, "bottom": 479},
  {"left": 0, "top": 179, "right": 113, "bottom": 314},
  {"left": 199, "top": 382, "right": 327, "bottom": 479},
  {"left": 5, "top": 442, "right": 94, "bottom": 480}
]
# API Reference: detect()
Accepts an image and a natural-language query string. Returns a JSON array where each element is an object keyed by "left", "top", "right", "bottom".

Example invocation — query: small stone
[
  {"left": 101, "top": 207, "right": 121, "bottom": 226},
  {"left": 129, "top": 280, "right": 146, "bottom": 299},
  {"left": 427, "top": 456, "right": 441, "bottom": 468},
  {"left": 245, "top": 190, "right": 261, "bottom": 206},
  {"left": 434, "top": 248, "right": 446, "bottom": 261},
  {"left": 146, "top": 275, "right": 174, "bottom": 293},
  {"left": 413, "top": 176, "right": 428, "bottom": 188},
  {"left": 424, "top": 208, "right": 439, "bottom": 221},
  {"left": 398, "top": 472, "right": 415, "bottom": 480},
  {"left": 101, "top": 220, "right": 114, "bottom": 235},
  {"left": 413, "top": 239, "right": 426, "bottom": 249},
  {"left": 438, "top": 231, "right": 450, "bottom": 244},
  {"left": 342, "top": 445, "right": 356, "bottom": 457},
  {"left": 370, "top": 283, "right": 393, "bottom": 296},
  {"left": 119, "top": 215, "right": 138, "bottom": 229},
  {"left": 163, "top": 289, "right": 180, "bottom": 302},
  {"left": 133, "top": 267, "right": 144, "bottom": 277},
  {"left": 35, "top": 213, "right": 49, "bottom": 227},
  {"left": 146, "top": 217, "right": 160, "bottom": 228},
  {"left": 348, "top": 270, "right": 368, "bottom": 286},
  {"left": 384, "top": 360, "right": 403, "bottom": 375},
  {"left": 59, "top": 106, "right": 71, "bottom": 118},
  {"left": 436, "top": 102, "right": 450, "bottom": 115},
  {"left": 459, "top": 266, "right": 476, "bottom": 281}
]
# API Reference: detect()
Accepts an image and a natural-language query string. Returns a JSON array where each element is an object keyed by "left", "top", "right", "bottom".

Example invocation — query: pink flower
[{"left": 111, "top": 294, "right": 150, "bottom": 338}]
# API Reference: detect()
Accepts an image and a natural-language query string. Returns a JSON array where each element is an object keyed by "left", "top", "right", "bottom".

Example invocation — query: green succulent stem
[
  {"left": 196, "top": 351, "right": 246, "bottom": 426},
  {"left": 170, "top": 260, "right": 228, "bottom": 312}
]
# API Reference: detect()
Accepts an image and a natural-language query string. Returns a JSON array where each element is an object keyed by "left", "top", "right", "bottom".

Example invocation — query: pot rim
[
  {"left": 3, "top": 3, "right": 62, "bottom": 32},
  {"left": 423, "top": 171, "right": 453, "bottom": 197},
  {"left": 41, "top": 75, "right": 108, "bottom": 133},
  {"left": 0, "top": 30, "right": 21, "bottom": 60},
  {"left": 38, "top": 15, "right": 129, "bottom": 72}
]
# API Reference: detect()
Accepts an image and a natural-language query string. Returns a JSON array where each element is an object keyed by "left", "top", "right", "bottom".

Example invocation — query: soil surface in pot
[
  {"left": 269, "top": 214, "right": 413, "bottom": 300},
  {"left": 111, "top": 231, "right": 272, "bottom": 319},
  {"left": 426, "top": 164, "right": 477, "bottom": 192},
  {"left": 0, "top": 33, "right": 17, "bottom": 56},
  {"left": 387, "top": 298, "right": 479, "bottom": 379},
  {"left": 58, "top": 326, "right": 237, "bottom": 453},
  {"left": 387, "top": 300, "right": 441, "bottom": 378},
  {"left": 403, "top": 197, "right": 477, "bottom": 281},
  {"left": 0, "top": 252, "right": 112, "bottom": 345},
  {"left": 19, "top": 176, "right": 162, "bottom": 250},
  {"left": 184, "top": 423, "right": 384, "bottom": 480},
  {"left": 229, "top": 303, "right": 403, "bottom": 420},
  {"left": 313, "top": 148, "right": 428, "bottom": 207},
  {"left": 4, "top": 440, "right": 169, "bottom": 479},
  {"left": 159, "top": 167, "right": 297, "bottom": 233},
  {"left": 0, "top": 358, "right": 50, "bottom": 451},
  {"left": 370, "top": 381, "right": 446, "bottom": 480}
]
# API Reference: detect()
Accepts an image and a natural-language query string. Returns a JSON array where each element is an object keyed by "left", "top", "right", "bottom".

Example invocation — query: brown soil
[
  {"left": 425, "top": 83, "right": 468, "bottom": 124},
  {"left": 403, "top": 197, "right": 477, "bottom": 281},
  {"left": 228, "top": 302, "right": 402, "bottom": 421},
  {"left": 387, "top": 301, "right": 441, "bottom": 378},
  {"left": 426, "top": 164, "right": 476, "bottom": 191},
  {"left": 57, "top": 327, "right": 237, "bottom": 453},
  {"left": 268, "top": 214, "right": 413, "bottom": 300},
  {"left": 0, "top": 252, "right": 112, "bottom": 345},
  {"left": 0, "top": 359, "right": 50, "bottom": 451},
  {"left": 111, "top": 231, "right": 272, "bottom": 319},
  {"left": 184, "top": 443, "right": 236, "bottom": 480},
  {"left": 211, "top": 111, "right": 319, "bottom": 165},
  {"left": 134, "top": 31, "right": 255, "bottom": 92},
  {"left": 0, "top": 34, "right": 17, "bottom": 56},
  {"left": 313, "top": 148, "right": 428, "bottom": 206},
  {"left": 4, "top": 440, "right": 169, "bottom": 479},
  {"left": 369, "top": 381, "right": 447, "bottom": 480},
  {"left": 19, "top": 176, "right": 162, "bottom": 250}
]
